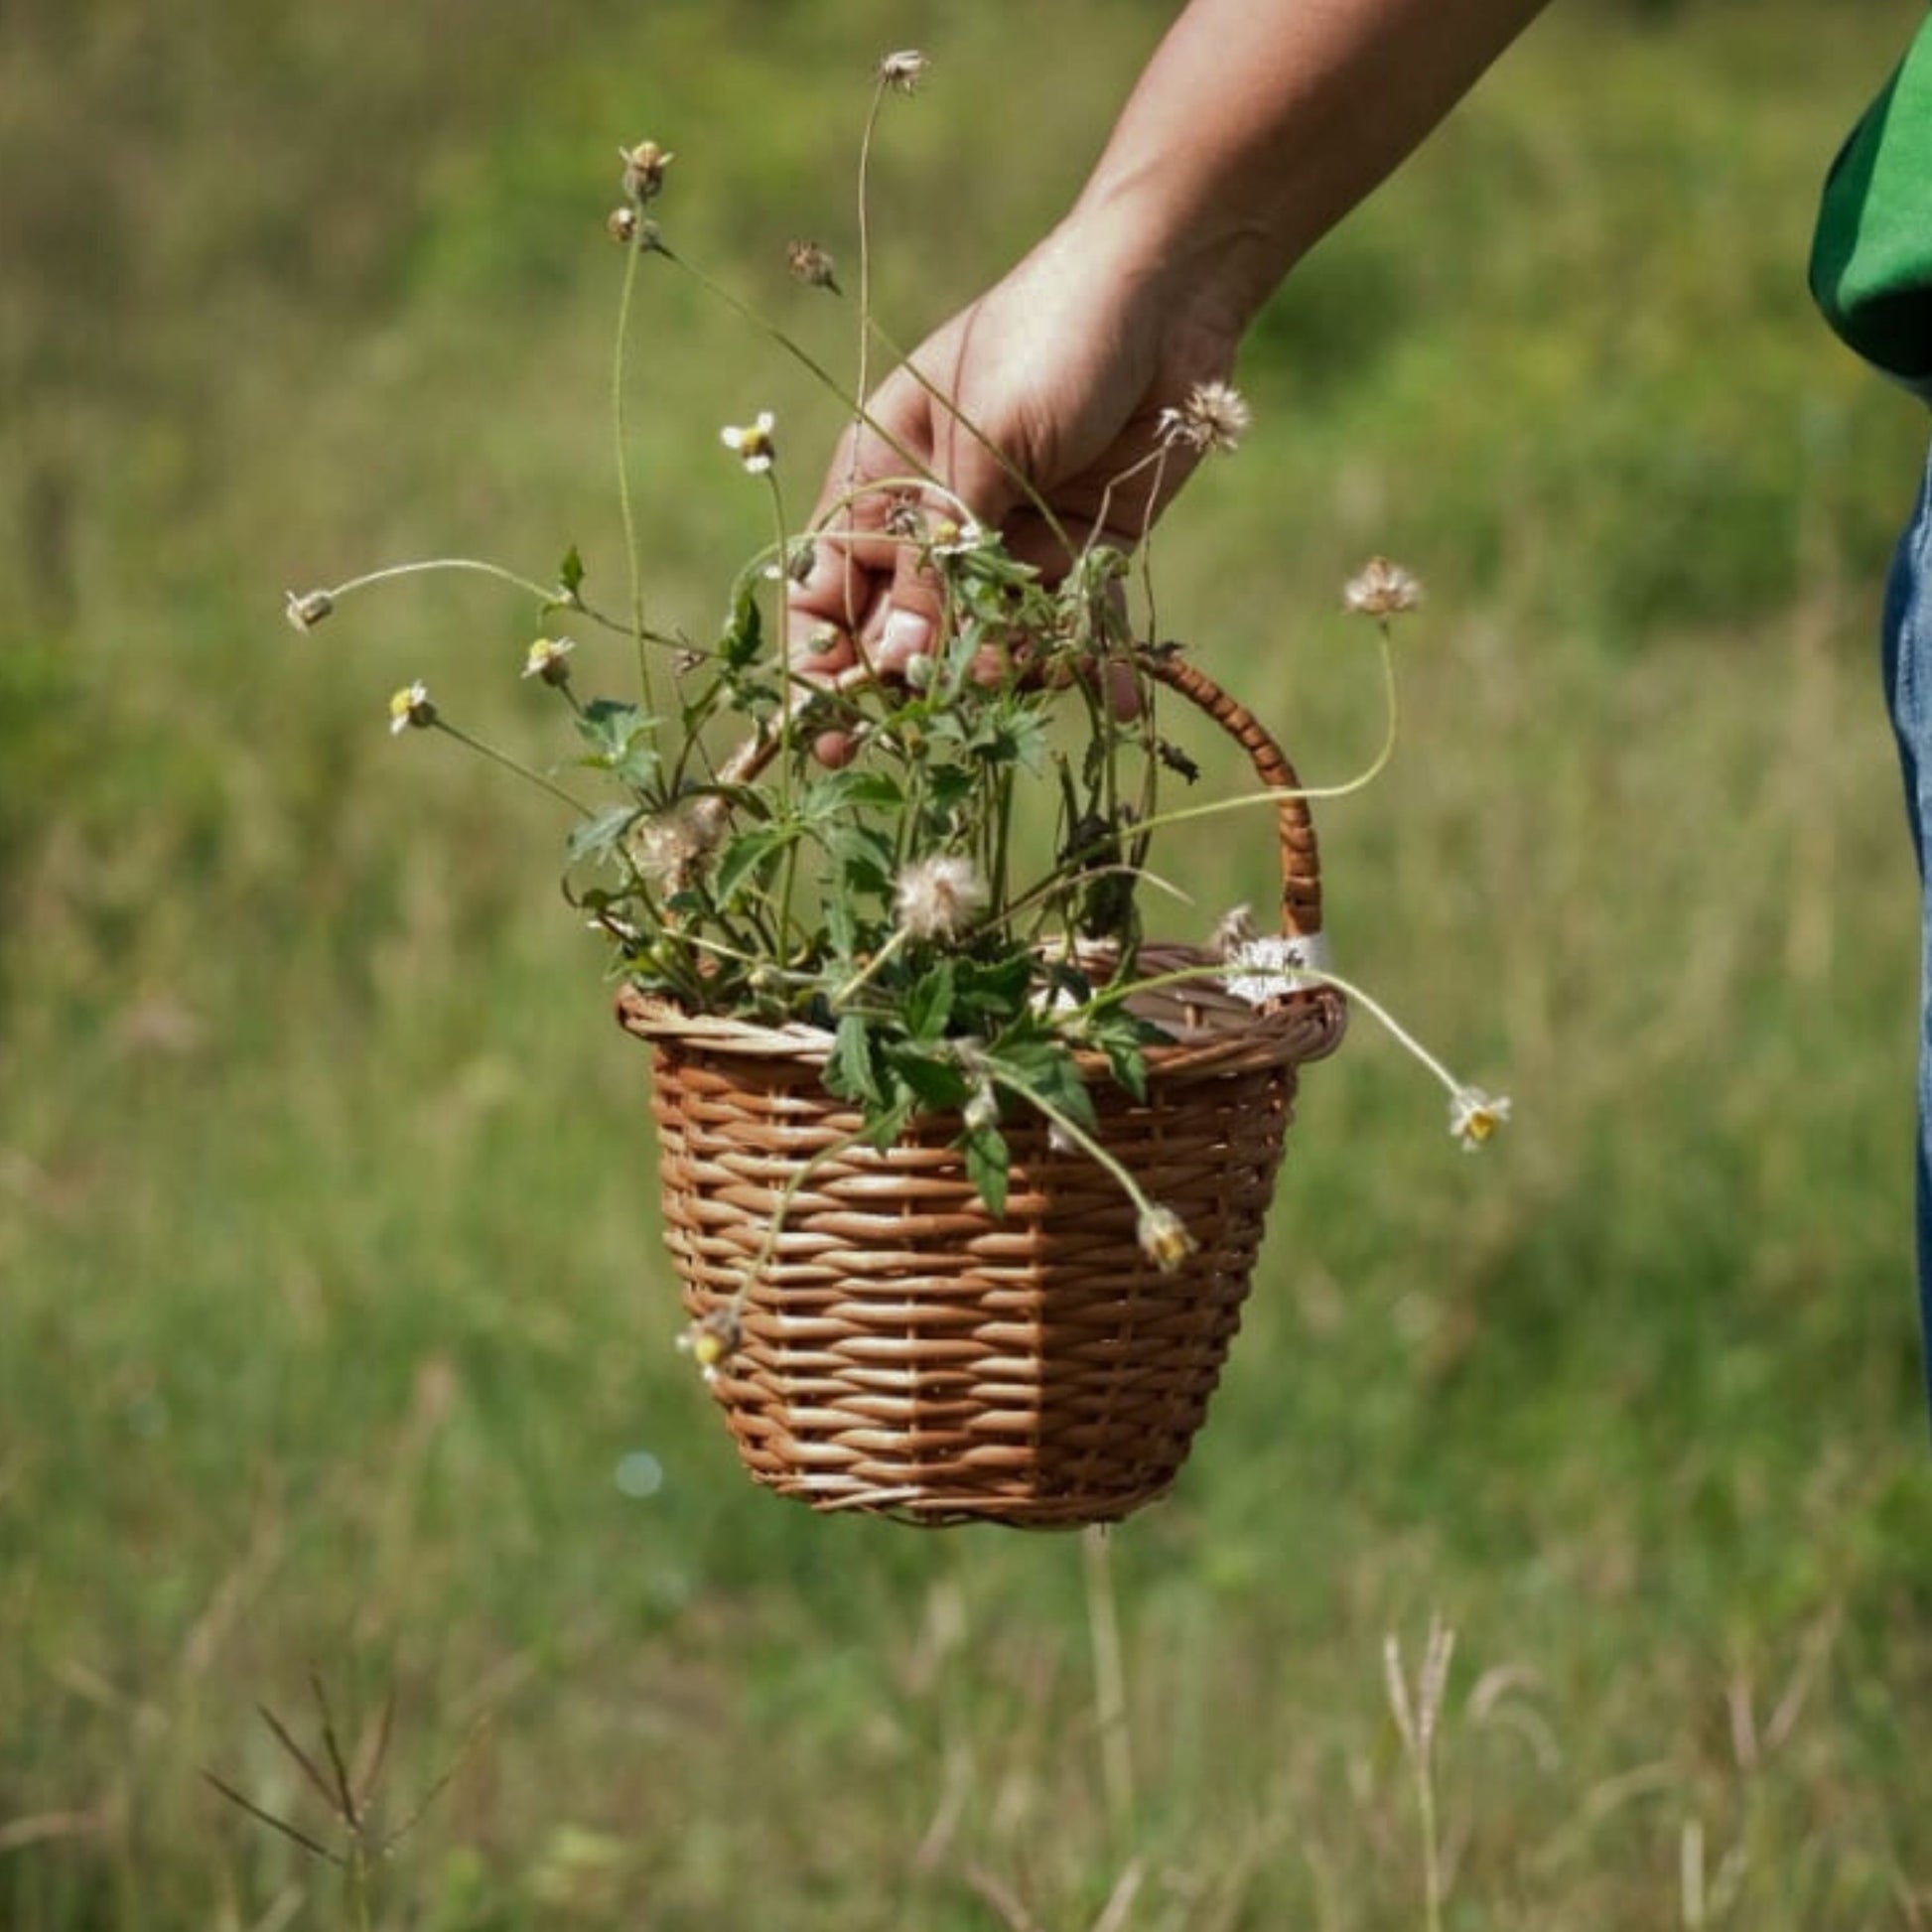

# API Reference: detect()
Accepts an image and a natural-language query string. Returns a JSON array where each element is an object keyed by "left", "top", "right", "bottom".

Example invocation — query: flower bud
[{"left": 619, "top": 140, "right": 674, "bottom": 203}]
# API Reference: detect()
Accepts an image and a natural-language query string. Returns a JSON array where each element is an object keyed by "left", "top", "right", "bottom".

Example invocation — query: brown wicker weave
[{"left": 618, "top": 651, "right": 1345, "bottom": 1527}]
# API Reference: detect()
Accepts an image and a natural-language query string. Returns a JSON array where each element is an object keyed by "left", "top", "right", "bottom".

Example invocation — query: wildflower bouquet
[{"left": 287, "top": 53, "right": 1506, "bottom": 1526}]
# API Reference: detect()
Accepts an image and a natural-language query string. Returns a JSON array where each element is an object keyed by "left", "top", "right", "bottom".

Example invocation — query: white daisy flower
[
  {"left": 1137, "top": 1204, "right": 1197, "bottom": 1273},
  {"left": 522, "top": 635, "right": 576, "bottom": 685},
  {"left": 721, "top": 411, "right": 777, "bottom": 475},
  {"left": 1448, "top": 1086, "right": 1511, "bottom": 1152},
  {"left": 388, "top": 681, "right": 436, "bottom": 735}
]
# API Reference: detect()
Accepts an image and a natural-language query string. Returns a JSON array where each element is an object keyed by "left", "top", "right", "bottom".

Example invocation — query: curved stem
[
  {"left": 657, "top": 246, "right": 938, "bottom": 487},
  {"left": 612, "top": 218, "right": 653, "bottom": 705},
  {"left": 983, "top": 1066, "right": 1153, "bottom": 1218},
  {"left": 428, "top": 719, "right": 594, "bottom": 817},
  {"left": 325, "top": 557, "right": 564, "bottom": 606},
  {"left": 1126, "top": 628, "right": 1398, "bottom": 840},
  {"left": 851, "top": 79, "right": 890, "bottom": 497}
]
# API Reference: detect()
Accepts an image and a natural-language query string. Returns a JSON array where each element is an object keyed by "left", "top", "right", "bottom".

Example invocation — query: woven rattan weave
[{"left": 619, "top": 652, "right": 1345, "bottom": 1527}]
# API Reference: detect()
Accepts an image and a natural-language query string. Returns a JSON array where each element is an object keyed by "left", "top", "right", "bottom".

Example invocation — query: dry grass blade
[
  {"left": 309, "top": 1670, "right": 360, "bottom": 1830},
  {"left": 353, "top": 1683, "right": 399, "bottom": 1818},
  {"left": 255, "top": 1704, "right": 345, "bottom": 1821},
  {"left": 1383, "top": 1632, "right": 1418, "bottom": 1756},
  {"left": 199, "top": 1770, "right": 343, "bottom": 1866},
  {"left": 1088, "top": 1859, "right": 1144, "bottom": 1932},
  {"left": 378, "top": 1714, "right": 489, "bottom": 1856},
  {"left": 961, "top": 1863, "right": 1043, "bottom": 1932}
]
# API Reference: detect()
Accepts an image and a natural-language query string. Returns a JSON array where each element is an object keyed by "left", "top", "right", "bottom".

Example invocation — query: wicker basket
[{"left": 618, "top": 653, "right": 1345, "bottom": 1527}]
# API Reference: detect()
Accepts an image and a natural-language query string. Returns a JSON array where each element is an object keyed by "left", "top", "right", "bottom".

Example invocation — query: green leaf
[
  {"left": 826, "top": 1012, "right": 883, "bottom": 1105},
  {"left": 989, "top": 1030, "right": 1098, "bottom": 1136},
  {"left": 804, "top": 768, "right": 905, "bottom": 817},
  {"left": 953, "top": 953, "right": 1034, "bottom": 1028},
  {"left": 720, "top": 586, "right": 763, "bottom": 670},
  {"left": 566, "top": 804, "right": 639, "bottom": 867},
  {"left": 903, "top": 960, "right": 956, "bottom": 1041},
  {"left": 612, "top": 745, "right": 662, "bottom": 790},
  {"left": 713, "top": 827, "right": 787, "bottom": 906},
  {"left": 887, "top": 1046, "right": 970, "bottom": 1112},
  {"left": 558, "top": 544, "right": 586, "bottom": 600},
  {"left": 960, "top": 1125, "right": 1011, "bottom": 1219},
  {"left": 861, "top": 1094, "right": 914, "bottom": 1153},
  {"left": 576, "top": 700, "right": 655, "bottom": 766}
]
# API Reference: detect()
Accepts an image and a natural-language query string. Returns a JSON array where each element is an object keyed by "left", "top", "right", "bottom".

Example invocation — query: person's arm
[{"left": 788, "top": 0, "right": 1550, "bottom": 672}]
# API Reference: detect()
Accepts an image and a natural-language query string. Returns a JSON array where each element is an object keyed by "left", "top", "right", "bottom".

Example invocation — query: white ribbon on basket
[{"left": 1221, "top": 930, "right": 1334, "bottom": 1007}]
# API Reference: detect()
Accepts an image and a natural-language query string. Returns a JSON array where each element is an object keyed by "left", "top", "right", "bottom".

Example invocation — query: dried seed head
[
  {"left": 285, "top": 589, "right": 335, "bottom": 632},
  {"left": 877, "top": 49, "right": 931, "bottom": 93},
  {"left": 894, "top": 854, "right": 988, "bottom": 942},
  {"left": 1343, "top": 556, "right": 1424, "bottom": 619},
  {"left": 786, "top": 239, "right": 841, "bottom": 293},
  {"left": 1417, "top": 1616, "right": 1456, "bottom": 1759},
  {"left": 629, "top": 802, "right": 722, "bottom": 896},
  {"left": 884, "top": 494, "right": 925, "bottom": 541},
  {"left": 619, "top": 139, "right": 674, "bottom": 203},
  {"left": 1210, "top": 904, "right": 1259, "bottom": 960},
  {"left": 1157, "top": 380, "right": 1252, "bottom": 455}
]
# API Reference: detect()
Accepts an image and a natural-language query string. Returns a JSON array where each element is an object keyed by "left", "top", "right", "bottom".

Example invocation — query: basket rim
[{"left": 616, "top": 940, "right": 1346, "bottom": 1079}]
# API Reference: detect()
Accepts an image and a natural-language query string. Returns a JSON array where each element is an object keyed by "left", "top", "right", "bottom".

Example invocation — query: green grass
[{"left": 6, "top": 1, "right": 1932, "bottom": 1926}]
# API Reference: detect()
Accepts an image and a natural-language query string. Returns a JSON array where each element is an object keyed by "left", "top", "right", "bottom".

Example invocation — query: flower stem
[
  {"left": 1093, "top": 953, "right": 1465, "bottom": 1100},
  {"left": 851, "top": 77, "right": 889, "bottom": 498},
  {"left": 428, "top": 719, "right": 594, "bottom": 816},
  {"left": 831, "top": 926, "right": 910, "bottom": 1010},
  {"left": 1124, "top": 629, "right": 1398, "bottom": 840},
  {"left": 612, "top": 213, "right": 654, "bottom": 706},
  {"left": 657, "top": 247, "right": 936, "bottom": 486},
  {"left": 325, "top": 557, "right": 565, "bottom": 606},
  {"left": 983, "top": 1067, "right": 1152, "bottom": 1218}
]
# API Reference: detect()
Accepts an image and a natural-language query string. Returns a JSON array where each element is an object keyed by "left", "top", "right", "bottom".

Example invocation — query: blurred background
[{"left": 6, "top": 0, "right": 1932, "bottom": 1925}]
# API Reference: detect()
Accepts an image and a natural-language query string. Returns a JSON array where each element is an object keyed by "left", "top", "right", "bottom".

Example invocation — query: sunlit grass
[{"left": 5, "top": 1, "right": 1932, "bottom": 1926}]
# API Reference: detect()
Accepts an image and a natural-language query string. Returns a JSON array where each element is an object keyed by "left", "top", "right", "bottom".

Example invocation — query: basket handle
[
  {"left": 708, "top": 648, "right": 1323, "bottom": 940},
  {"left": 1137, "top": 648, "right": 1321, "bottom": 941}
]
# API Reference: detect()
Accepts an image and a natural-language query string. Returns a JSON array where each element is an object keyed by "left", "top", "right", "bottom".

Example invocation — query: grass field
[{"left": 7, "top": 1, "right": 1932, "bottom": 1926}]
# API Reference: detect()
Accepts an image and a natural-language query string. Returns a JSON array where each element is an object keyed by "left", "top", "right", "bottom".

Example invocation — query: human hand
[{"left": 785, "top": 204, "right": 1248, "bottom": 705}]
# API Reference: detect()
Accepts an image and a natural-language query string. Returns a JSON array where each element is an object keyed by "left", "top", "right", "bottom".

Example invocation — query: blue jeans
[{"left": 1882, "top": 434, "right": 1932, "bottom": 1410}]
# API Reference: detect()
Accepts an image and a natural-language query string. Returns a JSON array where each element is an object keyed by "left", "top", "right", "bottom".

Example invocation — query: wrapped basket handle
[{"left": 1137, "top": 649, "right": 1321, "bottom": 941}]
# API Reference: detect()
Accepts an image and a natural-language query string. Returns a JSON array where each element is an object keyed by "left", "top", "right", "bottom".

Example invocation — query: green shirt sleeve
[{"left": 1811, "top": 16, "right": 1932, "bottom": 395}]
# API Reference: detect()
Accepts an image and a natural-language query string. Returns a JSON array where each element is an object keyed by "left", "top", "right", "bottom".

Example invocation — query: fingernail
[{"left": 877, "top": 607, "right": 932, "bottom": 672}]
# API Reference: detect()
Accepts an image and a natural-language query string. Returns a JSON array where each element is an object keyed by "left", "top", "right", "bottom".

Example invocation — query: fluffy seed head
[
  {"left": 877, "top": 49, "right": 931, "bottom": 92},
  {"left": 1343, "top": 556, "right": 1424, "bottom": 618},
  {"left": 1158, "top": 381, "right": 1251, "bottom": 455},
  {"left": 894, "top": 854, "right": 988, "bottom": 941}
]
